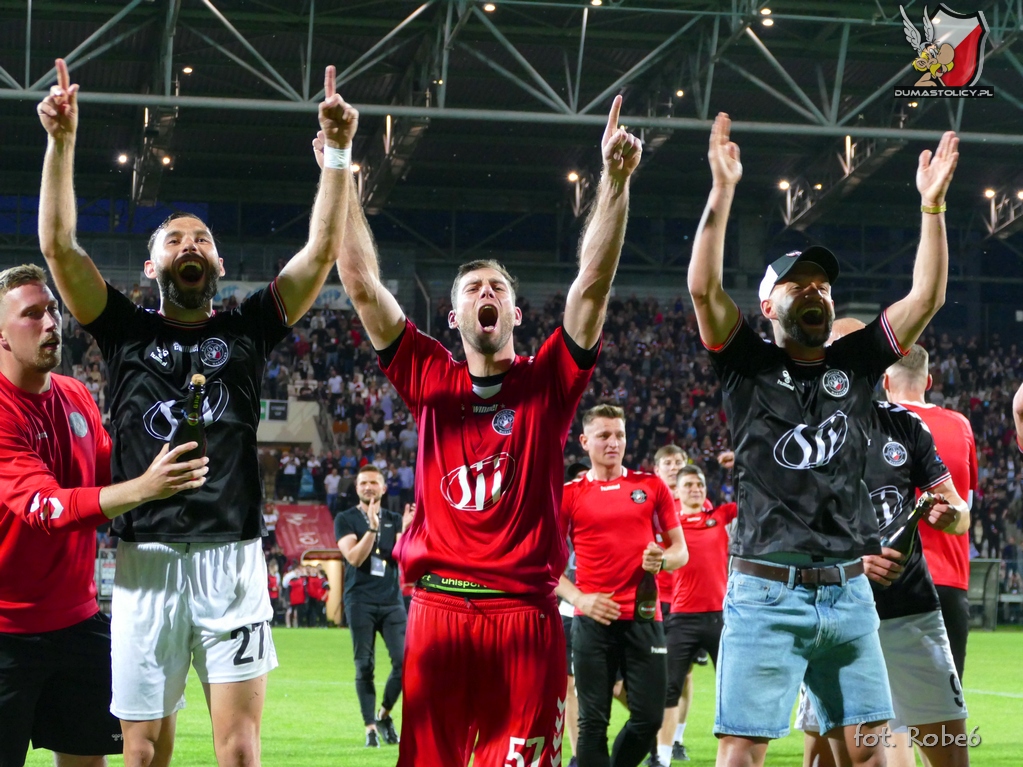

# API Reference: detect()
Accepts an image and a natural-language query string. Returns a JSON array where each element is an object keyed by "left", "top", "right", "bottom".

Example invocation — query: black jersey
[
  {"left": 867, "top": 401, "right": 950, "bottom": 620},
  {"left": 708, "top": 311, "right": 905, "bottom": 560},
  {"left": 84, "top": 282, "right": 290, "bottom": 542}
]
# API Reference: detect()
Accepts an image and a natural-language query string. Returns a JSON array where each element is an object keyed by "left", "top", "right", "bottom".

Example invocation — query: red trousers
[{"left": 397, "top": 589, "right": 567, "bottom": 767}]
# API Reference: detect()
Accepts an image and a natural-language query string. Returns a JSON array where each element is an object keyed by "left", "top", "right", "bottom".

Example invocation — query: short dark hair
[
  {"left": 677, "top": 465, "right": 705, "bottom": 484},
  {"left": 147, "top": 212, "right": 215, "bottom": 254},
  {"left": 450, "top": 259, "right": 518, "bottom": 306},
  {"left": 581, "top": 404, "right": 625, "bottom": 428},
  {"left": 356, "top": 464, "right": 384, "bottom": 479},
  {"left": 654, "top": 444, "right": 688, "bottom": 465}
]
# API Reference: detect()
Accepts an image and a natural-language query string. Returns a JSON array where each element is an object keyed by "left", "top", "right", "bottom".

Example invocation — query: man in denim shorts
[{"left": 687, "top": 112, "right": 959, "bottom": 765}]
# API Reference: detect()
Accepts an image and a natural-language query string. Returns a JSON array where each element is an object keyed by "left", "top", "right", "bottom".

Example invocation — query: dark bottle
[
  {"left": 170, "top": 373, "right": 207, "bottom": 462},
  {"left": 881, "top": 491, "right": 938, "bottom": 559},
  {"left": 635, "top": 570, "right": 658, "bottom": 622}
]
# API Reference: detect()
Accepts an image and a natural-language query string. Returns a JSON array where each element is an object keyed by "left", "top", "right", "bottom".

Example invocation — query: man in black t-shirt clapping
[
  {"left": 336, "top": 465, "right": 410, "bottom": 748},
  {"left": 688, "top": 113, "right": 959, "bottom": 767}
]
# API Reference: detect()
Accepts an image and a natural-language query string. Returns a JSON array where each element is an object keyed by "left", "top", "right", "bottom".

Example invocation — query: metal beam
[
  {"left": 829, "top": 23, "right": 849, "bottom": 124},
  {"left": 574, "top": 6, "right": 588, "bottom": 112},
  {"left": 66, "top": 18, "right": 155, "bottom": 79},
  {"left": 3, "top": 90, "right": 1023, "bottom": 145},
  {"left": 472, "top": 5, "right": 572, "bottom": 114},
  {"left": 303, "top": 0, "right": 314, "bottom": 101},
  {"left": 200, "top": 0, "right": 302, "bottom": 101},
  {"left": 836, "top": 62, "right": 913, "bottom": 127},
  {"left": 24, "top": 0, "right": 31, "bottom": 87},
  {"left": 29, "top": 0, "right": 148, "bottom": 90},
  {"left": 457, "top": 42, "right": 568, "bottom": 113},
  {"left": 183, "top": 24, "right": 302, "bottom": 102},
  {"left": 744, "top": 28, "right": 827, "bottom": 124},
  {"left": 719, "top": 57, "right": 822, "bottom": 124},
  {"left": 160, "top": 0, "right": 182, "bottom": 97},
  {"left": 0, "top": 61, "right": 21, "bottom": 91},
  {"left": 578, "top": 14, "right": 701, "bottom": 115},
  {"left": 701, "top": 15, "right": 720, "bottom": 120}
]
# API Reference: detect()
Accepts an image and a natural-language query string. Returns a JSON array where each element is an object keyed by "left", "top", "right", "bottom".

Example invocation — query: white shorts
[
  {"left": 110, "top": 539, "right": 278, "bottom": 720},
  {"left": 795, "top": 610, "right": 966, "bottom": 733}
]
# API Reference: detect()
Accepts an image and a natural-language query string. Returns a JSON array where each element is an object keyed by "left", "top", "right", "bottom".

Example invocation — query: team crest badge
[
  {"left": 630, "top": 489, "right": 647, "bottom": 504},
  {"left": 883, "top": 441, "right": 908, "bottom": 466},
  {"left": 822, "top": 369, "right": 850, "bottom": 398},
  {"left": 68, "top": 412, "right": 88, "bottom": 438},
  {"left": 200, "top": 337, "right": 229, "bottom": 368},
  {"left": 706, "top": 518, "right": 717, "bottom": 527},
  {"left": 492, "top": 408, "right": 515, "bottom": 436}
]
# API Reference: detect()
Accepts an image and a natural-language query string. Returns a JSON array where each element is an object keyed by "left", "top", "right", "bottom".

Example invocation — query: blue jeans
[{"left": 715, "top": 568, "right": 894, "bottom": 738}]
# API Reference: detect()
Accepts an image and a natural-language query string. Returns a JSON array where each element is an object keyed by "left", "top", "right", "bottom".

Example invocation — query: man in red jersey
[
  {"left": 331, "top": 97, "right": 641, "bottom": 767},
  {"left": 557, "top": 405, "right": 687, "bottom": 767},
  {"left": 658, "top": 465, "right": 735, "bottom": 767},
  {"left": 884, "top": 344, "right": 977, "bottom": 681},
  {"left": 0, "top": 265, "right": 206, "bottom": 767}
]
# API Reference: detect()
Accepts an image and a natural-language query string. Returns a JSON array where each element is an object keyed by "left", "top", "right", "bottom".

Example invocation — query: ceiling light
[
  {"left": 762, "top": 17, "right": 774, "bottom": 26},
  {"left": 814, "top": 183, "right": 822, "bottom": 190},
  {"left": 984, "top": 188, "right": 996, "bottom": 199},
  {"left": 117, "top": 153, "right": 129, "bottom": 164},
  {"left": 778, "top": 180, "right": 790, "bottom": 191},
  {"left": 761, "top": 7, "right": 772, "bottom": 14},
  {"left": 162, "top": 156, "right": 172, "bottom": 166},
  {"left": 1017, "top": 190, "right": 1023, "bottom": 200},
  {"left": 182, "top": 66, "right": 193, "bottom": 75},
  {"left": 351, "top": 163, "right": 361, "bottom": 173},
  {"left": 675, "top": 89, "right": 684, "bottom": 98},
  {"left": 590, "top": 0, "right": 602, "bottom": 6},
  {"left": 908, "top": 101, "right": 918, "bottom": 108},
  {"left": 568, "top": 171, "right": 580, "bottom": 182},
  {"left": 483, "top": 2, "right": 496, "bottom": 11}
]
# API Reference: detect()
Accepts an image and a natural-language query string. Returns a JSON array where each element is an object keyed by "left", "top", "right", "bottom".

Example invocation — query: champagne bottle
[
  {"left": 170, "top": 374, "right": 207, "bottom": 462},
  {"left": 635, "top": 570, "right": 658, "bottom": 622},
  {"left": 881, "top": 491, "right": 937, "bottom": 558}
]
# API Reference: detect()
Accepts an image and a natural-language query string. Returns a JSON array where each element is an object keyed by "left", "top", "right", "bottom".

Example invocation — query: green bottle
[
  {"left": 881, "top": 491, "right": 937, "bottom": 558},
  {"left": 170, "top": 373, "right": 207, "bottom": 462}
]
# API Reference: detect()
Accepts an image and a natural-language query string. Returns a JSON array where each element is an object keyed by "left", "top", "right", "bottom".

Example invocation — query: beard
[
  {"left": 157, "top": 263, "right": 220, "bottom": 310},
  {"left": 32, "top": 344, "right": 62, "bottom": 373},
  {"left": 458, "top": 311, "right": 514, "bottom": 356},
  {"left": 776, "top": 297, "right": 833, "bottom": 348}
]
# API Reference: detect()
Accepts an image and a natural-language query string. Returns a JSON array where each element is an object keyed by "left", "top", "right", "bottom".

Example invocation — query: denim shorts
[{"left": 714, "top": 568, "right": 894, "bottom": 739}]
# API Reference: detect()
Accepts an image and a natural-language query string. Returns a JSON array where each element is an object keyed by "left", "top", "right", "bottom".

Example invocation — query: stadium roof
[{"left": 1, "top": 0, "right": 1023, "bottom": 282}]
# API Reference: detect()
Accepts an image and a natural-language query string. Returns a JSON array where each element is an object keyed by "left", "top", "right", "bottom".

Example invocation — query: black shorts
[
  {"left": 664, "top": 610, "right": 723, "bottom": 707},
  {"left": 0, "top": 612, "right": 123, "bottom": 763},
  {"left": 935, "top": 585, "right": 969, "bottom": 682},
  {"left": 562, "top": 614, "right": 574, "bottom": 675}
]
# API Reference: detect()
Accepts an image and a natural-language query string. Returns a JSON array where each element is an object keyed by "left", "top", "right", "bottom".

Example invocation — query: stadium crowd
[{"left": 68, "top": 281, "right": 1023, "bottom": 598}]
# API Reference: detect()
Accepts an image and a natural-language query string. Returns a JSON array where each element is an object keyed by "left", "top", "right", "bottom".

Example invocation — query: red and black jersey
[
  {"left": 562, "top": 469, "right": 680, "bottom": 620},
  {"left": 0, "top": 372, "right": 110, "bottom": 633},
  {"left": 654, "top": 498, "right": 682, "bottom": 602},
  {"left": 671, "top": 502, "right": 736, "bottom": 614},
  {"left": 382, "top": 320, "right": 594, "bottom": 596},
  {"left": 902, "top": 402, "right": 977, "bottom": 591}
]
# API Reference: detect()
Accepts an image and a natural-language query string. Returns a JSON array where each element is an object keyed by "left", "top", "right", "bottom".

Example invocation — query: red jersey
[
  {"left": 383, "top": 320, "right": 593, "bottom": 596},
  {"left": 654, "top": 498, "right": 682, "bottom": 602},
  {"left": 902, "top": 403, "right": 977, "bottom": 590},
  {"left": 561, "top": 469, "right": 679, "bottom": 620},
  {"left": 307, "top": 574, "right": 329, "bottom": 602},
  {"left": 671, "top": 502, "right": 737, "bottom": 614},
  {"left": 284, "top": 572, "right": 307, "bottom": 606},
  {"left": 267, "top": 573, "right": 280, "bottom": 600},
  {"left": 0, "top": 372, "right": 110, "bottom": 633}
]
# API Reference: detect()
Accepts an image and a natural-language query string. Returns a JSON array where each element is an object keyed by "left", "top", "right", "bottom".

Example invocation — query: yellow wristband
[{"left": 921, "top": 203, "right": 946, "bottom": 214}]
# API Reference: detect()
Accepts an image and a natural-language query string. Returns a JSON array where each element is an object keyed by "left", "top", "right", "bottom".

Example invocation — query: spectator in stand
[
  {"left": 397, "top": 460, "right": 415, "bottom": 506},
  {"left": 324, "top": 467, "right": 341, "bottom": 517},
  {"left": 283, "top": 564, "right": 307, "bottom": 628},
  {"left": 267, "top": 560, "right": 282, "bottom": 626},
  {"left": 385, "top": 466, "right": 402, "bottom": 512},
  {"left": 279, "top": 451, "right": 300, "bottom": 501},
  {"left": 262, "top": 502, "right": 279, "bottom": 551},
  {"left": 304, "top": 566, "right": 328, "bottom": 627}
]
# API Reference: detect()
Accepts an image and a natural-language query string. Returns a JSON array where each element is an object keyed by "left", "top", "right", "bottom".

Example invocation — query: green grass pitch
[{"left": 25, "top": 626, "right": 1022, "bottom": 766}]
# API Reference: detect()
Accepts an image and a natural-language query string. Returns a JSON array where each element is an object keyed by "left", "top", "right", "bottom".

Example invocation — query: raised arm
[
  {"left": 688, "top": 113, "right": 742, "bottom": 348},
  {"left": 883, "top": 131, "right": 959, "bottom": 349},
  {"left": 274, "top": 65, "right": 357, "bottom": 325},
  {"left": 563, "top": 95, "right": 642, "bottom": 349},
  {"left": 37, "top": 58, "right": 107, "bottom": 325}
]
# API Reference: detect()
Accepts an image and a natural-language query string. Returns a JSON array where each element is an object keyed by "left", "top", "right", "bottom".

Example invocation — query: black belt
[{"left": 731, "top": 557, "right": 864, "bottom": 586}]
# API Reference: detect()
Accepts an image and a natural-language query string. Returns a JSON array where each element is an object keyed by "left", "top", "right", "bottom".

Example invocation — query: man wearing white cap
[{"left": 687, "top": 113, "right": 960, "bottom": 767}]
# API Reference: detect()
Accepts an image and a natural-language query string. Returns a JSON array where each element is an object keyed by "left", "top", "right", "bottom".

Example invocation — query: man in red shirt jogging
[
  {"left": 557, "top": 405, "right": 687, "bottom": 767},
  {"left": 330, "top": 98, "right": 642, "bottom": 767},
  {"left": 0, "top": 265, "right": 206, "bottom": 766},
  {"left": 884, "top": 344, "right": 977, "bottom": 680}
]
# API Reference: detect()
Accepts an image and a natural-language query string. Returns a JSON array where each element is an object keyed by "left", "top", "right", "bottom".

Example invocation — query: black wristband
[{"left": 368, "top": 528, "right": 379, "bottom": 534}]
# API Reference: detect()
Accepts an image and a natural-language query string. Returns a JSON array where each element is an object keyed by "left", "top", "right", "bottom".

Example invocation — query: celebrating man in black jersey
[
  {"left": 37, "top": 59, "right": 357, "bottom": 766},
  {"left": 687, "top": 113, "right": 959, "bottom": 767},
  {"left": 797, "top": 318, "right": 971, "bottom": 767}
]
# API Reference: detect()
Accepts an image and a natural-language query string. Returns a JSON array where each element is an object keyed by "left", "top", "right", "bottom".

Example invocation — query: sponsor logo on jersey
[
  {"left": 30, "top": 492, "right": 64, "bottom": 521},
  {"left": 472, "top": 403, "right": 501, "bottom": 414},
  {"left": 773, "top": 411, "right": 848, "bottom": 470},
  {"left": 870, "top": 485, "right": 903, "bottom": 528},
  {"left": 822, "top": 369, "right": 851, "bottom": 398},
  {"left": 492, "top": 408, "right": 515, "bottom": 436},
  {"left": 440, "top": 452, "right": 516, "bottom": 511},
  {"left": 200, "top": 337, "right": 230, "bottom": 368},
  {"left": 650, "top": 646, "right": 668, "bottom": 654},
  {"left": 883, "top": 441, "right": 908, "bottom": 466},
  {"left": 777, "top": 369, "right": 795, "bottom": 391},
  {"left": 142, "top": 380, "right": 230, "bottom": 441},
  {"left": 148, "top": 345, "right": 171, "bottom": 369},
  {"left": 68, "top": 411, "right": 89, "bottom": 438},
  {"left": 600, "top": 484, "right": 621, "bottom": 491},
  {"left": 631, "top": 489, "right": 647, "bottom": 503}
]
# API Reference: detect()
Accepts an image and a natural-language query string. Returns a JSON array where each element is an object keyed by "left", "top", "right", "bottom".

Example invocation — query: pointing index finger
[
  {"left": 56, "top": 58, "right": 69, "bottom": 91},
  {"left": 606, "top": 94, "right": 622, "bottom": 134},
  {"left": 324, "top": 65, "right": 336, "bottom": 100}
]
